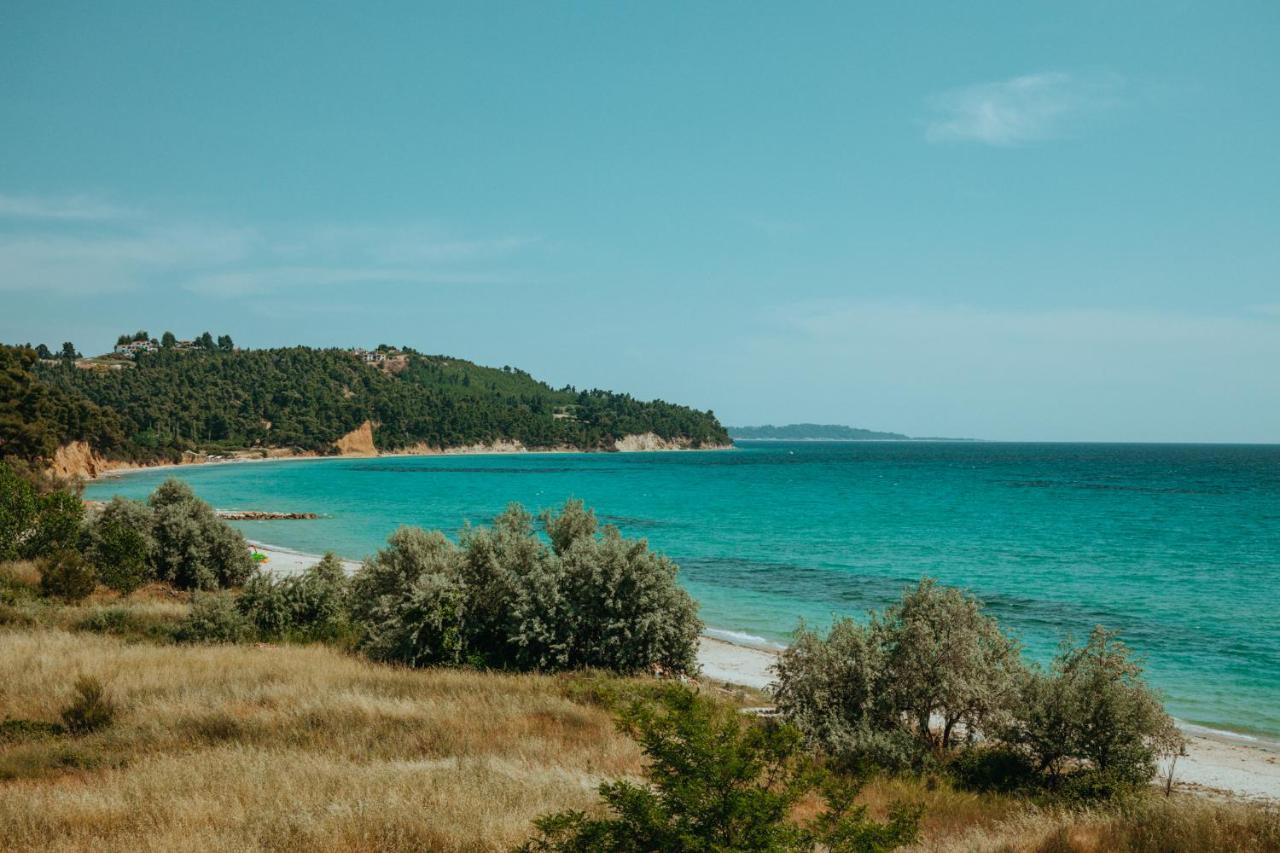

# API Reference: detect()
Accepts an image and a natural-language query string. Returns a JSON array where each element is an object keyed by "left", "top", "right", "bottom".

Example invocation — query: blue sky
[{"left": 3, "top": 2, "right": 1278, "bottom": 441}]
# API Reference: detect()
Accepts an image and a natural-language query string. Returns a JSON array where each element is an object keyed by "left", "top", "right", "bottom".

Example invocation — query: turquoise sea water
[{"left": 85, "top": 441, "right": 1280, "bottom": 741}]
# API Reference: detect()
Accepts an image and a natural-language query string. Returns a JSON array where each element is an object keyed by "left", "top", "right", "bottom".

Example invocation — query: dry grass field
[{"left": 1, "top": 562, "right": 1277, "bottom": 852}]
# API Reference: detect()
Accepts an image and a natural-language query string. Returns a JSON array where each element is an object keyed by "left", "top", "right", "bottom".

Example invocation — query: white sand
[
  {"left": 695, "top": 637, "right": 1280, "bottom": 802},
  {"left": 247, "top": 541, "right": 362, "bottom": 576}
]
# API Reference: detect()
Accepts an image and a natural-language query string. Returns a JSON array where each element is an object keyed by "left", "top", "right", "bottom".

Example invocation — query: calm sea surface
[{"left": 85, "top": 441, "right": 1280, "bottom": 741}]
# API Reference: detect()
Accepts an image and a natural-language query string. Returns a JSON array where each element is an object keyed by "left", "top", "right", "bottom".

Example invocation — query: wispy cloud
[
  {"left": 0, "top": 191, "right": 537, "bottom": 296},
  {"left": 925, "top": 71, "right": 1122, "bottom": 146},
  {"left": 0, "top": 192, "right": 138, "bottom": 221}
]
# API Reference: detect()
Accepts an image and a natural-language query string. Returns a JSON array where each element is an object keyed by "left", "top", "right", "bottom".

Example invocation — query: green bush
[
  {"left": 38, "top": 549, "right": 97, "bottom": 602},
  {"left": 0, "top": 462, "right": 83, "bottom": 562},
  {"left": 517, "top": 686, "right": 921, "bottom": 852},
  {"left": 349, "top": 527, "right": 466, "bottom": 666},
  {"left": 83, "top": 496, "right": 154, "bottom": 594},
  {"left": 774, "top": 580, "right": 1023, "bottom": 770},
  {"left": 73, "top": 606, "right": 181, "bottom": 643},
  {"left": 946, "top": 745, "right": 1039, "bottom": 794},
  {"left": 176, "top": 592, "right": 252, "bottom": 644},
  {"left": 148, "top": 480, "right": 252, "bottom": 590},
  {"left": 22, "top": 490, "right": 84, "bottom": 560},
  {"left": 238, "top": 553, "right": 350, "bottom": 643},
  {"left": 1000, "top": 627, "right": 1184, "bottom": 792},
  {"left": 348, "top": 500, "right": 701, "bottom": 674},
  {"left": 60, "top": 676, "right": 117, "bottom": 735},
  {"left": 0, "top": 462, "right": 39, "bottom": 561}
]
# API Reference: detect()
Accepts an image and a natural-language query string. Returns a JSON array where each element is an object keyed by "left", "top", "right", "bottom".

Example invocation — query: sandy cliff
[
  {"left": 334, "top": 421, "right": 378, "bottom": 456},
  {"left": 613, "top": 432, "right": 729, "bottom": 452}
]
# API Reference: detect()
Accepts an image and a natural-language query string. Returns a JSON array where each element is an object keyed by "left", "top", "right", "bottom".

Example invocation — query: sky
[{"left": 2, "top": 2, "right": 1278, "bottom": 442}]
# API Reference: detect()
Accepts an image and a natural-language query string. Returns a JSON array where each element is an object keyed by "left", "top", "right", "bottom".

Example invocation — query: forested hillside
[{"left": 1, "top": 343, "right": 728, "bottom": 465}]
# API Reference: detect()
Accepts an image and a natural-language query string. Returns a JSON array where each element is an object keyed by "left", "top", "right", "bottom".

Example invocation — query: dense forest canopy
[{"left": 0, "top": 341, "right": 728, "bottom": 464}]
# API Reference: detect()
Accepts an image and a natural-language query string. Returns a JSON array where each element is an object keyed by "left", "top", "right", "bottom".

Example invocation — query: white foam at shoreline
[{"left": 703, "top": 627, "right": 787, "bottom": 651}]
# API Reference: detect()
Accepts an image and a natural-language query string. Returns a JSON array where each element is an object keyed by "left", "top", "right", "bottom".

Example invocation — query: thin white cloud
[
  {"left": 925, "top": 72, "right": 1122, "bottom": 146},
  {"left": 0, "top": 191, "right": 537, "bottom": 296},
  {"left": 0, "top": 192, "right": 138, "bottom": 221}
]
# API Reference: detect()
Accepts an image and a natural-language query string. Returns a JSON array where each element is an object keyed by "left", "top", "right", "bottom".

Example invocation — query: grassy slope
[{"left": 1, "top": 567, "right": 1277, "bottom": 852}]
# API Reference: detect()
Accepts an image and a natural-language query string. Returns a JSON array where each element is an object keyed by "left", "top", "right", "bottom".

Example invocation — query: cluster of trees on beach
[
  {"left": 2, "top": 341, "right": 729, "bottom": 464},
  {"left": 773, "top": 581, "right": 1184, "bottom": 798}
]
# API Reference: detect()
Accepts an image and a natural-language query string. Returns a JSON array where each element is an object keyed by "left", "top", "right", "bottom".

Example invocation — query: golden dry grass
[
  {"left": 0, "top": 627, "right": 642, "bottom": 852},
  {"left": 1, "top": 590, "right": 1276, "bottom": 852}
]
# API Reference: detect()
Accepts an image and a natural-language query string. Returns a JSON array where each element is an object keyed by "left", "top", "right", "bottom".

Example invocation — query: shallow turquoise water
[{"left": 85, "top": 441, "right": 1280, "bottom": 741}]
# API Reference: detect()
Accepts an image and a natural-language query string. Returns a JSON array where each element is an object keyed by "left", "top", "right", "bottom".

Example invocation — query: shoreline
[
  {"left": 248, "top": 538, "right": 1280, "bottom": 803},
  {"left": 89, "top": 440, "right": 736, "bottom": 482}
]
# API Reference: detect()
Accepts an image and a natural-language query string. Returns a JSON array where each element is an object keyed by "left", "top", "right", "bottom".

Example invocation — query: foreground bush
[
  {"left": 518, "top": 686, "right": 921, "bottom": 852},
  {"left": 350, "top": 500, "right": 701, "bottom": 674},
  {"left": 238, "top": 553, "right": 350, "bottom": 642},
  {"left": 775, "top": 580, "right": 1022, "bottom": 771},
  {"left": 39, "top": 549, "right": 97, "bottom": 602},
  {"left": 0, "top": 462, "right": 83, "bottom": 561},
  {"left": 148, "top": 480, "right": 252, "bottom": 590},
  {"left": 176, "top": 592, "right": 252, "bottom": 644},
  {"left": 60, "top": 676, "right": 117, "bottom": 735},
  {"left": 775, "top": 581, "right": 1183, "bottom": 796},
  {"left": 83, "top": 496, "right": 155, "bottom": 594},
  {"left": 1002, "top": 627, "right": 1184, "bottom": 791}
]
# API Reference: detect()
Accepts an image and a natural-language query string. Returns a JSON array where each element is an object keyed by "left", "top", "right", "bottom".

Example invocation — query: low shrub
[
  {"left": 59, "top": 676, "right": 117, "bottom": 735},
  {"left": 38, "top": 550, "right": 97, "bottom": 602},
  {"left": 176, "top": 592, "right": 252, "bottom": 644},
  {"left": 73, "top": 605, "right": 181, "bottom": 643},
  {"left": 518, "top": 685, "right": 921, "bottom": 852},
  {"left": 83, "top": 496, "right": 154, "bottom": 594},
  {"left": 947, "top": 745, "right": 1040, "bottom": 794},
  {"left": 237, "top": 553, "right": 350, "bottom": 643},
  {"left": 0, "top": 718, "right": 64, "bottom": 743}
]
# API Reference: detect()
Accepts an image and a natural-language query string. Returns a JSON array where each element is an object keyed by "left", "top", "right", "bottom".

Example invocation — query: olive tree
[
  {"left": 347, "top": 500, "right": 701, "bottom": 675},
  {"left": 348, "top": 527, "right": 466, "bottom": 666},
  {"left": 773, "top": 579, "right": 1025, "bottom": 767},
  {"left": 147, "top": 479, "right": 252, "bottom": 590},
  {"left": 1002, "top": 627, "right": 1183, "bottom": 788},
  {"left": 875, "top": 579, "right": 1024, "bottom": 753}
]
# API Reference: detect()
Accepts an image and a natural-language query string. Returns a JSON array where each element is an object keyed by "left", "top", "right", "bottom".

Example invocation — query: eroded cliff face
[
  {"left": 334, "top": 421, "right": 377, "bottom": 456},
  {"left": 49, "top": 441, "right": 107, "bottom": 480}
]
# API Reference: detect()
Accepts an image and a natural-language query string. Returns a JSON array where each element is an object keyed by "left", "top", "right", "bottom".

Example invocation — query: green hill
[{"left": 1, "top": 341, "right": 729, "bottom": 465}]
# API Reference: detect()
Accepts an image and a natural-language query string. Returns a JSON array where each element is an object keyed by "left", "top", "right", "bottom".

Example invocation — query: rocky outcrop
[
  {"left": 613, "top": 433, "right": 693, "bottom": 452},
  {"left": 334, "top": 421, "right": 377, "bottom": 456}
]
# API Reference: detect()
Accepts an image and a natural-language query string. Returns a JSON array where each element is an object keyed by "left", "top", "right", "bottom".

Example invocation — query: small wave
[
  {"left": 1175, "top": 720, "right": 1266, "bottom": 744},
  {"left": 704, "top": 628, "right": 788, "bottom": 652}
]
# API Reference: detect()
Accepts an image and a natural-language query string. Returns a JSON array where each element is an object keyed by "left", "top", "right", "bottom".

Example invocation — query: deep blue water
[{"left": 85, "top": 441, "right": 1280, "bottom": 741}]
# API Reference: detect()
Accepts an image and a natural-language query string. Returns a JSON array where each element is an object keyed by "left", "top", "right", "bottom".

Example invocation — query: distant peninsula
[
  {"left": 728, "top": 423, "right": 971, "bottom": 441},
  {"left": 0, "top": 332, "right": 732, "bottom": 478}
]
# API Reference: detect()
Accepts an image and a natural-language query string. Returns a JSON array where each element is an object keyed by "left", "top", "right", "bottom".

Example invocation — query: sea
[{"left": 84, "top": 440, "right": 1280, "bottom": 743}]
